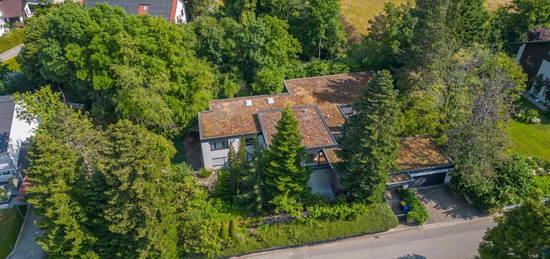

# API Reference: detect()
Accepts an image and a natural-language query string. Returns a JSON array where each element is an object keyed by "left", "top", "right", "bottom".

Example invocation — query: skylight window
[
  {"left": 266, "top": 98, "right": 275, "bottom": 104},
  {"left": 244, "top": 100, "right": 253, "bottom": 106}
]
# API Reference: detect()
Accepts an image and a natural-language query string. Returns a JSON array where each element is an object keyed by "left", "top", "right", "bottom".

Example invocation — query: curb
[
  {"left": 235, "top": 216, "right": 495, "bottom": 258},
  {"left": 6, "top": 204, "right": 30, "bottom": 259}
]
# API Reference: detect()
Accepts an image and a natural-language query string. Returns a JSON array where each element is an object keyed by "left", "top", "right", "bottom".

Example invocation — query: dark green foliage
[
  {"left": 187, "top": 15, "right": 301, "bottom": 94},
  {"left": 285, "top": 58, "right": 350, "bottom": 79},
  {"left": 351, "top": 2, "right": 417, "bottom": 71},
  {"left": 492, "top": 0, "right": 550, "bottom": 54},
  {"left": 15, "top": 88, "right": 231, "bottom": 258},
  {"left": 262, "top": 107, "right": 311, "bottom": 203},
  {"left": 228, "top": 219, "right": 237, "bottom": 239},
  {"left": 289, "top": 0, "right": 347, "bottom": 60},
  {"left": 19, "top": 3, "right": 215, "bottom": 137},
  {"left": 478, "top": 197, "right": 550, "bottom": 259},
  {"left": 395, "top": 188, "right": 428, "bottom": 225},
  {"left": 446, "top": 0, "right": 490, "bottom": 46},
  {"left": 217, "top": 203, "right": 398, "bottom": 258},
  {"left": 338, "top": 70, "right": 402, "bottom": 203},
  {"left": 219, "top": 221, "right": 229, "bottom": 240}
]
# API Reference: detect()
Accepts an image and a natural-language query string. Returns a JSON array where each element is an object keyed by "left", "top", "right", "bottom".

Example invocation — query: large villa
[{"left": 198, "top": 72, "right": 453, "bottom": 197}]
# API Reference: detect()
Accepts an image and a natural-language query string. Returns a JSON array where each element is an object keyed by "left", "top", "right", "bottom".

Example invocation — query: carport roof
[{"left": 323, "top": 137, "right": 452, "bottom": 172}]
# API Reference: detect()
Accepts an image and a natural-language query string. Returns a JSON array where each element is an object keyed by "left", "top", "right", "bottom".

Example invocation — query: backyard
[
  {"left": 0, "top": 29, "right": 24, "bottom": 54},
  {"left": 509, "top": 98, "right": 550, "bottom": 163},
  {"left": 0, "top": 206, "right": 27, "bottom": 258}
]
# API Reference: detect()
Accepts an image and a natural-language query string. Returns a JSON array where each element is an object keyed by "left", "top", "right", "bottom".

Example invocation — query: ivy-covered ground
[
  {"left": 509, "top": 98, "right": 550, "bottom": 162},
  {"left": 0, "top": 206, "right": 27, "bottom": 258}
]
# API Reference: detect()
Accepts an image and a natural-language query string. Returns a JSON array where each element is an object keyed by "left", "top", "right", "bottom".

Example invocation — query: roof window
[
  {"left": 244, "top": 100, "right": 253, "bottom": 106},
  {"left": 266, "top": 97, "right": 275, "bottom": 104}
]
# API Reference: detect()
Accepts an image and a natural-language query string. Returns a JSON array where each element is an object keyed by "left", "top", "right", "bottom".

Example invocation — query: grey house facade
[{"left": 198, "top": 73, "right": 455, "bottom": 197}]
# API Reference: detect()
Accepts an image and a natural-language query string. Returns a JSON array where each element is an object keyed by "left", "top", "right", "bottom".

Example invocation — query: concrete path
[
  {"left": 239, "top": 217, "right": 496, "bottom": 259},
  {"left": 0, "top": 44, "right": 22, "bottom": 62},
  {"left": 7, "top": 207, "right": 45, "bottom": 259}
]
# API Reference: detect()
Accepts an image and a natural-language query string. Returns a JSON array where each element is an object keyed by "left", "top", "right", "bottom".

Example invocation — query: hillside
[{"left": 341, "top": 0, "right": 512, "bottom": 35}]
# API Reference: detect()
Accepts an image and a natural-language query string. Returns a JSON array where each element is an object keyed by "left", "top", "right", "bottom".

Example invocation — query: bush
[
  {"left": 0, "top": 29, "right": 24, "bottom": 53},
  {"left": 216, "top": 203, "right": 398, "bottom": 258},
  {"left": 199, "top": 168, "right": 212, "bottom": 178},
  {"left": 396, "top": 188, "right": 428, "bottom": 225},
  {"left": 514, "top": 108, "right": 541, "bottom": 124},
  {"left": 534, "top": 175, "right": 550, "bottom": 198}
]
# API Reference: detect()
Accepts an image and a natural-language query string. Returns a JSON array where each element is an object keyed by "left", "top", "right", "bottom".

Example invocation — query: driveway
[{"left": 416, "top": 185, "right": 486, "bottom": 224}]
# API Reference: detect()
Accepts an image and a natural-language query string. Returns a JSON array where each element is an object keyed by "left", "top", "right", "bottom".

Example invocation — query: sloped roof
[
  {"left": 0, "top": 0, "right": 24, "bottom": 18},
  {"left": 257, "top": 105, "right": 336, "bottom": 148},
  {"left": 0, "top": 96, "right": 15, "bottom": 153},
  {"left": 323, "top": 137, "right": 452, "bottom": 172},
  {"left": 199, "top": 72, "right": 372, "bottom": 140}
]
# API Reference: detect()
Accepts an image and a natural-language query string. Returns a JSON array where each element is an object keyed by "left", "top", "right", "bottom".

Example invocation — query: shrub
[
  {"left": 396, "top": 188, "right": 428, "bottom": 225},
  {"left": 199, "top": 168, "right": 212, "bottom": 178},
  {"left": 514, "top": 108, "right": 541, "bottom": 124},
  {"left": 534, "top": 175, "right": 550, "bottom": 198},
  {"left": 216, "top": 203, "right": 398, "bottom": 258}
]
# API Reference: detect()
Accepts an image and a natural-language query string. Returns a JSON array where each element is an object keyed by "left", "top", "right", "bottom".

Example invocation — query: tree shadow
[
  {"left": 416, "top": 185, "right": 486, "bottom": 221},
  {"left": 396, "top": 254, "right": 427, "bottom": 259}
]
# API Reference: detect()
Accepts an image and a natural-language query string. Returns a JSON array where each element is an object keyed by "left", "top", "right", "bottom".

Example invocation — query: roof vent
[
  {"left": 266, "top": 97, "right": 275, "bottom": 104},
  {"left": 244, "top": 100, "right": 253, "bottom": 106}
]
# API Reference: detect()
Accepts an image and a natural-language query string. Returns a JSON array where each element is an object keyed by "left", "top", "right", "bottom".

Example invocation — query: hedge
[
  {"left": 396, "top": 188, "right": 429, "bottom": 225},
  {"left": 216, "top": 202, "right": 398, "bottom": 257}
]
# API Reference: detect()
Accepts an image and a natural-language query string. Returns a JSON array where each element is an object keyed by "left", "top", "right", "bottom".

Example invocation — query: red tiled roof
[
  {"left": 258, "top": 105, "right": 336, "bottom": 148},
  {"left": 323, "top": 137, "right": 451, "bottom": 171}
]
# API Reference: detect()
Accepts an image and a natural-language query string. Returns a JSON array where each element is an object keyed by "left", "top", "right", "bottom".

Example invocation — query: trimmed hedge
[
  {"left": 217, "top": 202, "right": 398, "bottom": 257},
  {"left": 396, "top": 188, "right": 428, "bottom": 225}
]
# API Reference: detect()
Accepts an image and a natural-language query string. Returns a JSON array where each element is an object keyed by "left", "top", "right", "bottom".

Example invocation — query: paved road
[
  {"left": 0, "top": 44, "right": 22, "bottom": 62},
  {"left": 7, "top": 207, "right": 45, "bottom": 259},
  {"left": 240, "top": 218, "right": 495, "bottom": 259}
]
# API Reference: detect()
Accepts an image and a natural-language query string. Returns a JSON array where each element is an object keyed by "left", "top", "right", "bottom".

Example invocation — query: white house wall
[
  {"left": 201, "top": 135, "right": 265, "bottom": 169},
  {"left": 174, "top": 0, "right": 186, "bottom": 24},
  {"left": 7, "top": 104, "right": 37, "bottom": 170},
  {"left": 535, "top": 59, "right": 550, "bottom": 103}
]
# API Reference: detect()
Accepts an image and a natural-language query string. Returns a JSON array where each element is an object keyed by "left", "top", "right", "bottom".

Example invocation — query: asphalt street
[{"left": 239, "top": 217, "right": 496, "bottom": 259}]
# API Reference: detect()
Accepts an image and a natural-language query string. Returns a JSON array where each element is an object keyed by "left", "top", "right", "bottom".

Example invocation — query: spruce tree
[
  {"left": 447, "top": 0, "right": 490, "bottom": 46},
  {"left": 262, "top": 106, "right": 310, "bottom": 204},
  {"left": 338, "top": 70, "right": 402, "bottom": 203}
]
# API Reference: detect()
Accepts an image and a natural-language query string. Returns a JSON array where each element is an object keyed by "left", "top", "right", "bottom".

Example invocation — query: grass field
[
  {"left": 0, "top": 206, "right": 27, "bottom": 258},
  {"left": 0, "top": 29, "right": 24, "bottom": 54},
  {"left": 508, "top": 99, "right": 550, "bottom": 163},
  {"left": 340, "top": 0, "right": 511, "bottom": 35}
]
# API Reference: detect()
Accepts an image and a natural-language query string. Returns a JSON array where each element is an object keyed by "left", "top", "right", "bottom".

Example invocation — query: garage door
[{"left": 411, "top": 172, "right": 446, "bottom": 187}]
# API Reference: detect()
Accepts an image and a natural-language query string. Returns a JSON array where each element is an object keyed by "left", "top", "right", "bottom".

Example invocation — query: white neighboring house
[
  {"left": 0, "top": 95, "right": 37, "bottom": 182},
  {"left": 0, "top": 0, "right": 33, "bottom": 36}
]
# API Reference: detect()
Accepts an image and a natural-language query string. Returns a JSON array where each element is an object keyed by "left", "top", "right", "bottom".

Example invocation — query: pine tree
[
  {"left": 447, "top": 0, "right": 489, "bottom": 46},
  {"left": 262, "top": 106, "right": 310, "bottom": 204},
  {"left": 338, "top": 70, "right": 402, "bottom": 203}
]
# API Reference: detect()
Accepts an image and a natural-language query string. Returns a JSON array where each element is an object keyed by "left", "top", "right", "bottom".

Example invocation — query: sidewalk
[
  {"left": 7, "top": 207, "right": 45, "bottom": 259},
  {"left": 0, "top": 44, "right": 22, "bottom": 62}
]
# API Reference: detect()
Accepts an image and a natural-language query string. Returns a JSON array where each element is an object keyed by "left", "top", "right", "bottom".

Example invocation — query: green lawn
[
  {"left": 508, "top": 99, "right": 550, "bottom": 163},
  {"left": 0, "top": 206, "right": 27, "bottom": 258},
  {"left": 0, "top": 29, "right": 25, "bottom": 54},
  {"left": 340, "top": 0, "right": 511, "bottom": 35}
]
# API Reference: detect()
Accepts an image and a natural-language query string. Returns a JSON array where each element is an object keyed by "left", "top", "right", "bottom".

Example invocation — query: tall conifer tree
[
  {"left": 338, "top": 70, "right": 402, "bottom": 203},
  {"left": 262, "top": 106, "right": 310, "bottom": 203}
]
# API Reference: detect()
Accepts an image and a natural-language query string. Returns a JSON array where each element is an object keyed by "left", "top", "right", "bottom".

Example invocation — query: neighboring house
[
  {"left": 0, "top": 95, "right": 36, "bottom": 183},
  {"left": 0, "top": 0, "right": 32, "bottom": 36},
  {"left": 83, "top": 0, "right": 187, "bottom": 24},
  {"left": 516, "top": 39, "right": 550, "bottom": 108},
  {"left": 198, "top": 73, "right": 454, "bottom": 197}
]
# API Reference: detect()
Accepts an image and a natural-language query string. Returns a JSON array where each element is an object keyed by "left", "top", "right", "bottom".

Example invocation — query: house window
[
  {"left": 210, "top": 140, "right": 229, "bottom": 151},
  {"left": 212, "top": 157, "right": 228, "bottom": 168},
  {"left": 245, "top": 137, "right": 255, "bottom": 146},
  {"left": 338, "top": 104, "right": 355, "bottom": 119},
  {"left": 137, "top": 4, "right": 150, "bottom": 15}
]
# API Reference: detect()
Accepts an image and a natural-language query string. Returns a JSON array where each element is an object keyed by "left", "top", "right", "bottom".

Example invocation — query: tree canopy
[
  {"left": 338, "top": 70, "right": 402, "bottom": 203},
  {"left": 19, "top": 3, "right": 215, "bottom": 137}
]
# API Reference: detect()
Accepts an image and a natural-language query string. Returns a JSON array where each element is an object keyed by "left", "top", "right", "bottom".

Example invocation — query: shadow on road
[{"left": 396, "top": 254, "right": 427, "bottom": 259}]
